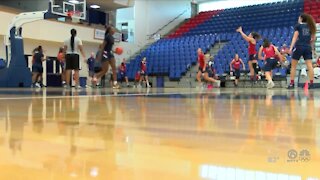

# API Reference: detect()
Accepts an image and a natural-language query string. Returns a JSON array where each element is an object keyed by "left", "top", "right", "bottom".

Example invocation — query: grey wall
[{"left": 0, "top": 0, "right": 48, "bottom": 11}]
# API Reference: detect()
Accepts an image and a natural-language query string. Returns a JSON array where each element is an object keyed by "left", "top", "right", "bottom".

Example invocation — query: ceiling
[
  {"left": 86, "top": 0, "right": 213, "bottom": 11},
  {"left": 87, "top": 0, "right": 132, "bottom": 11}
]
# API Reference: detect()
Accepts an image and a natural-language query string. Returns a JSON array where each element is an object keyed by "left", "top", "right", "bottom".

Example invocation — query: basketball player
[
  {"left": 288, "top": 13, "right": 316, "bottom": 89},
  {"left": 236, "top": 26, "right": 261, "bottom": 82},
  {"left": 119, "top": 59, "right": 130, "bottom": 87},
  {"left": 208, "top": 56, "right": 217, "bottom": 79},
  {"left": 313, "top": 56, "right": 320, "bottom": 68},
  {"left": 94, "top": 26, "right": 120, "bottom": 89},
  {"left": 64, "top": 29, "right": 86, "bottom": 89},
  {"left": 134, "top": 71, "right": 141, "bottom": 88},
  {"left": 230, "top": 54, "right": 245, "bottom": 87},
  {"left": 139, "top": 57, "right": 151, "bottom": 88},
  {"left": 196, "top": 48, "right": 205, "bottom": 87},
  {"left": 31, "top": 46, "right": 46, "bottom": 88},
  {"left": 57, "top": 47, "right": 66, "bottom": 86},
  {"left": 258, "top": 39, "right": 283, "bottom": 89},
  {"left": 87, "top": 53, "right": 95, "bottom": 80}
]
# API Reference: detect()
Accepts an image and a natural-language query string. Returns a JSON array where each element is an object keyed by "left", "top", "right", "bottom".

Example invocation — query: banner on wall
[
  {"left": 94, "top": 29, "right": 122, "bottom": 42},
  {"left": 94, "top": 29, "right": 105, "bottom": 40}
]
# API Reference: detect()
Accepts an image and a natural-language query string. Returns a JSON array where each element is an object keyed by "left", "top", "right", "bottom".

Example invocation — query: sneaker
[
  {"left": 113, "top": 84, "right": 120, "bottom": 89},
  {"left": 75, "top": 85, "right": 82, "bottom": 89},
  {"left": 287, "top": 84, "right": 295, "bottom": 89},
  {"left": 137, "top": 84, "right": 142, "bottom": 88},
  {"left": 308, "top": 83, "right": 314, "bottom": 89},
  {"left": 266, "top": 81, "right": 275, "bottom": 89},
  {"left": 35, "top": 83, "right": 41, "bottom": 88},
  {"left": 95, "top": 84, "right": 102, "bottom": 88},
  {"left": 64, "top": 85, "right": 71, "bottom": 89},
  {"left": 127, "top": 84, "right": 132, "bottom": 87},
  {"left": 215, "top": 80, "right": 221, "bottom": 88},
  {"left": 147, "top": 84, "right": 151, "bottom": 88}
]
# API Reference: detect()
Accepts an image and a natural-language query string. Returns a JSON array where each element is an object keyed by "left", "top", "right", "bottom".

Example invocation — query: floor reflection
[{"left": 0, "top": 88, "right": 318, "bottom": 179}]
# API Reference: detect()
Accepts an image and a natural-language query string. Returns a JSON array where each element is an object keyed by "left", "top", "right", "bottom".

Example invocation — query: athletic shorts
[
  {"left": 32, "top": 64, "right": 43, "bottom": 73},
  {"left": 60, "top": 61, "right": 65, "bottom": 71},
  {"left": 234, "top": 69, "right": 240, "bottom": 79},
  {"left": 140, "top": 71, "right": 148, "bottom": 76},
  {"left": 263, "top": 58, "right": 278, "bottom": 71},
  {"left": 292, "top": 45, "right": 312, "bottom": 60},
  {"left": 120, "top": 72, "right": 127, "bottom": 78},
  {"left": 249, "top": 54, "right": 257, "bottom": 61},
  {"left": 198, "top": 67, "right": 206, "bottom": 73},
  {"left": 89, "top": 71, "right": 95, "bottom": 77},
  {"left": 102, "top": 51, "right": 115, "bottom": 62},
  {"left": 65, "top": 54, "right": 80, "bottom": 70}
]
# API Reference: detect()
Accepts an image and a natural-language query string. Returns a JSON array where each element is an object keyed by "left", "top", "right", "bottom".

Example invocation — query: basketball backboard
[{"left": 50, "top": 0, "right": 86, "bottom": 20}]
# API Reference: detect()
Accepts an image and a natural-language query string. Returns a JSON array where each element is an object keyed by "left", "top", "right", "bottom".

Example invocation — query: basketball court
[{"left": 0, "top": 87, "right": 319, "bottom": 179}]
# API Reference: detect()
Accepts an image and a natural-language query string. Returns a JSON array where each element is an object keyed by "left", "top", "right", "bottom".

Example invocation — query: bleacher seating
[
  {"left": 168, "top": 10, "right": 222, "bottom": 38},
  {"left": 126, "top": 34, "right": 217, "bottom": 80},
  {"left": 185, "top": 0, "right": 303, "bottom": 36},
  {"left": 126, "top": 0, "right": 305, "bottom": 81},
  {"left": 304, "top": 0, "right": 320, "bottom": 23}
]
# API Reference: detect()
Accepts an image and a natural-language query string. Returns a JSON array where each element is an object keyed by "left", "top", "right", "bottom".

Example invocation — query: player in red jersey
[
  {"left": 230, "top": 54, "right": 245, "bottom": 87},
  {"left": 313, "top": 56, "right": 320, "bottom": 68},
  {"left": 119, "top": 59, "right": 130, "bottom": 87},
  {"left": 134, "top": 71, "right": 141, "bottom": 88},
  {"left": 258, "top": 39, "right": 283, "bottom": 89},
  {"left": 236, "top": 26, "right": 261, "bottom": 82},
  {"left": 139, "top": 57, "right": 151, "bottom": 88},
  {"left": 196, "top": 48, "right": 206, "bottom": 86}
]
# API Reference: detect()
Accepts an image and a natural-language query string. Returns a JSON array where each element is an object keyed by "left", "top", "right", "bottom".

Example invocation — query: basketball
[{"left": 115, "top": 47, "right": 123, "bottom": 55}]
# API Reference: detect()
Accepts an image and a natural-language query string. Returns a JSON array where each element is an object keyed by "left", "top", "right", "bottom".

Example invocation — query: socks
[
  {"left": 290, "top": 80, "right": 294, "bottom": 85},
  {"left": 250, "top": 76, "right": 255, "bottom": 81},
  {"left": 310, "top": 80, "right": 314, "bottom": 84}
]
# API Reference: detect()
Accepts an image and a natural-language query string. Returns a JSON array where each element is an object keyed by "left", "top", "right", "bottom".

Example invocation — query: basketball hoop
[
  {"left": 51, "top": 0, "right": 86, "bottom": 20},
  {"left": 67, "top": 11, "right": 81, "bottom": 18},
  {"left": 67, "top": 11, "right": 82, "bottom": 22}
]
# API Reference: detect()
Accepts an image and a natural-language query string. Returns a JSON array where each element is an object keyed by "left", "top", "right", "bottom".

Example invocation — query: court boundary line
[{"left": 0, "top": 91, "right": 224, "bottom": 100}]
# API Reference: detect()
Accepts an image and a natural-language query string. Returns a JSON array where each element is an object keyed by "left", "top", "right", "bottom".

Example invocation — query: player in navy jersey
[
  {"left": 31, "top": 46, "right": 46, "bottom": 88},
  {"left": 87, "top": 53, "right": 95, "bottom": 80},
  {"left": 94, "top": 26, "right": 120, "bottom": 89},
  {"left": 288, "top": 13, "right": 316, "bottom": 89},
  {"left": 57, "top": 47, "right": 66, "bottom": 86}
]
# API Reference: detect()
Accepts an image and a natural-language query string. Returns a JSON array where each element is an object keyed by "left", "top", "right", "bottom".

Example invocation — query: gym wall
[{"left": 119, "top": 0, "right": 191, "bottom": 47}]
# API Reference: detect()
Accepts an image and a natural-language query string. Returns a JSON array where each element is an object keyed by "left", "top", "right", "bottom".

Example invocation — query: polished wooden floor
[{"left": 0, "top": 87, "right": 319, "bottom": 180}]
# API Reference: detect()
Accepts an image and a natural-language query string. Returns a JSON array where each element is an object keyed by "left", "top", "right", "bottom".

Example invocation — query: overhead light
[
  {"left": 90, "top": 4, "right": 100, "bottom": 9},
  {"left": 69, "top": 0, "right": 80, "bottom": 4}
]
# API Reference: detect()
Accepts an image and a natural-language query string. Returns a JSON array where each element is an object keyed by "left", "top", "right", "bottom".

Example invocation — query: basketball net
[{"left": 67, "top": 11, "right": 81, "bottom": 23}]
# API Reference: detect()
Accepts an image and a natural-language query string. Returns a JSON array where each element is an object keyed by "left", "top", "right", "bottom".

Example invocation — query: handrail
[{"left": 147, "top": 9, "right": 189, "bottom": 39}]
